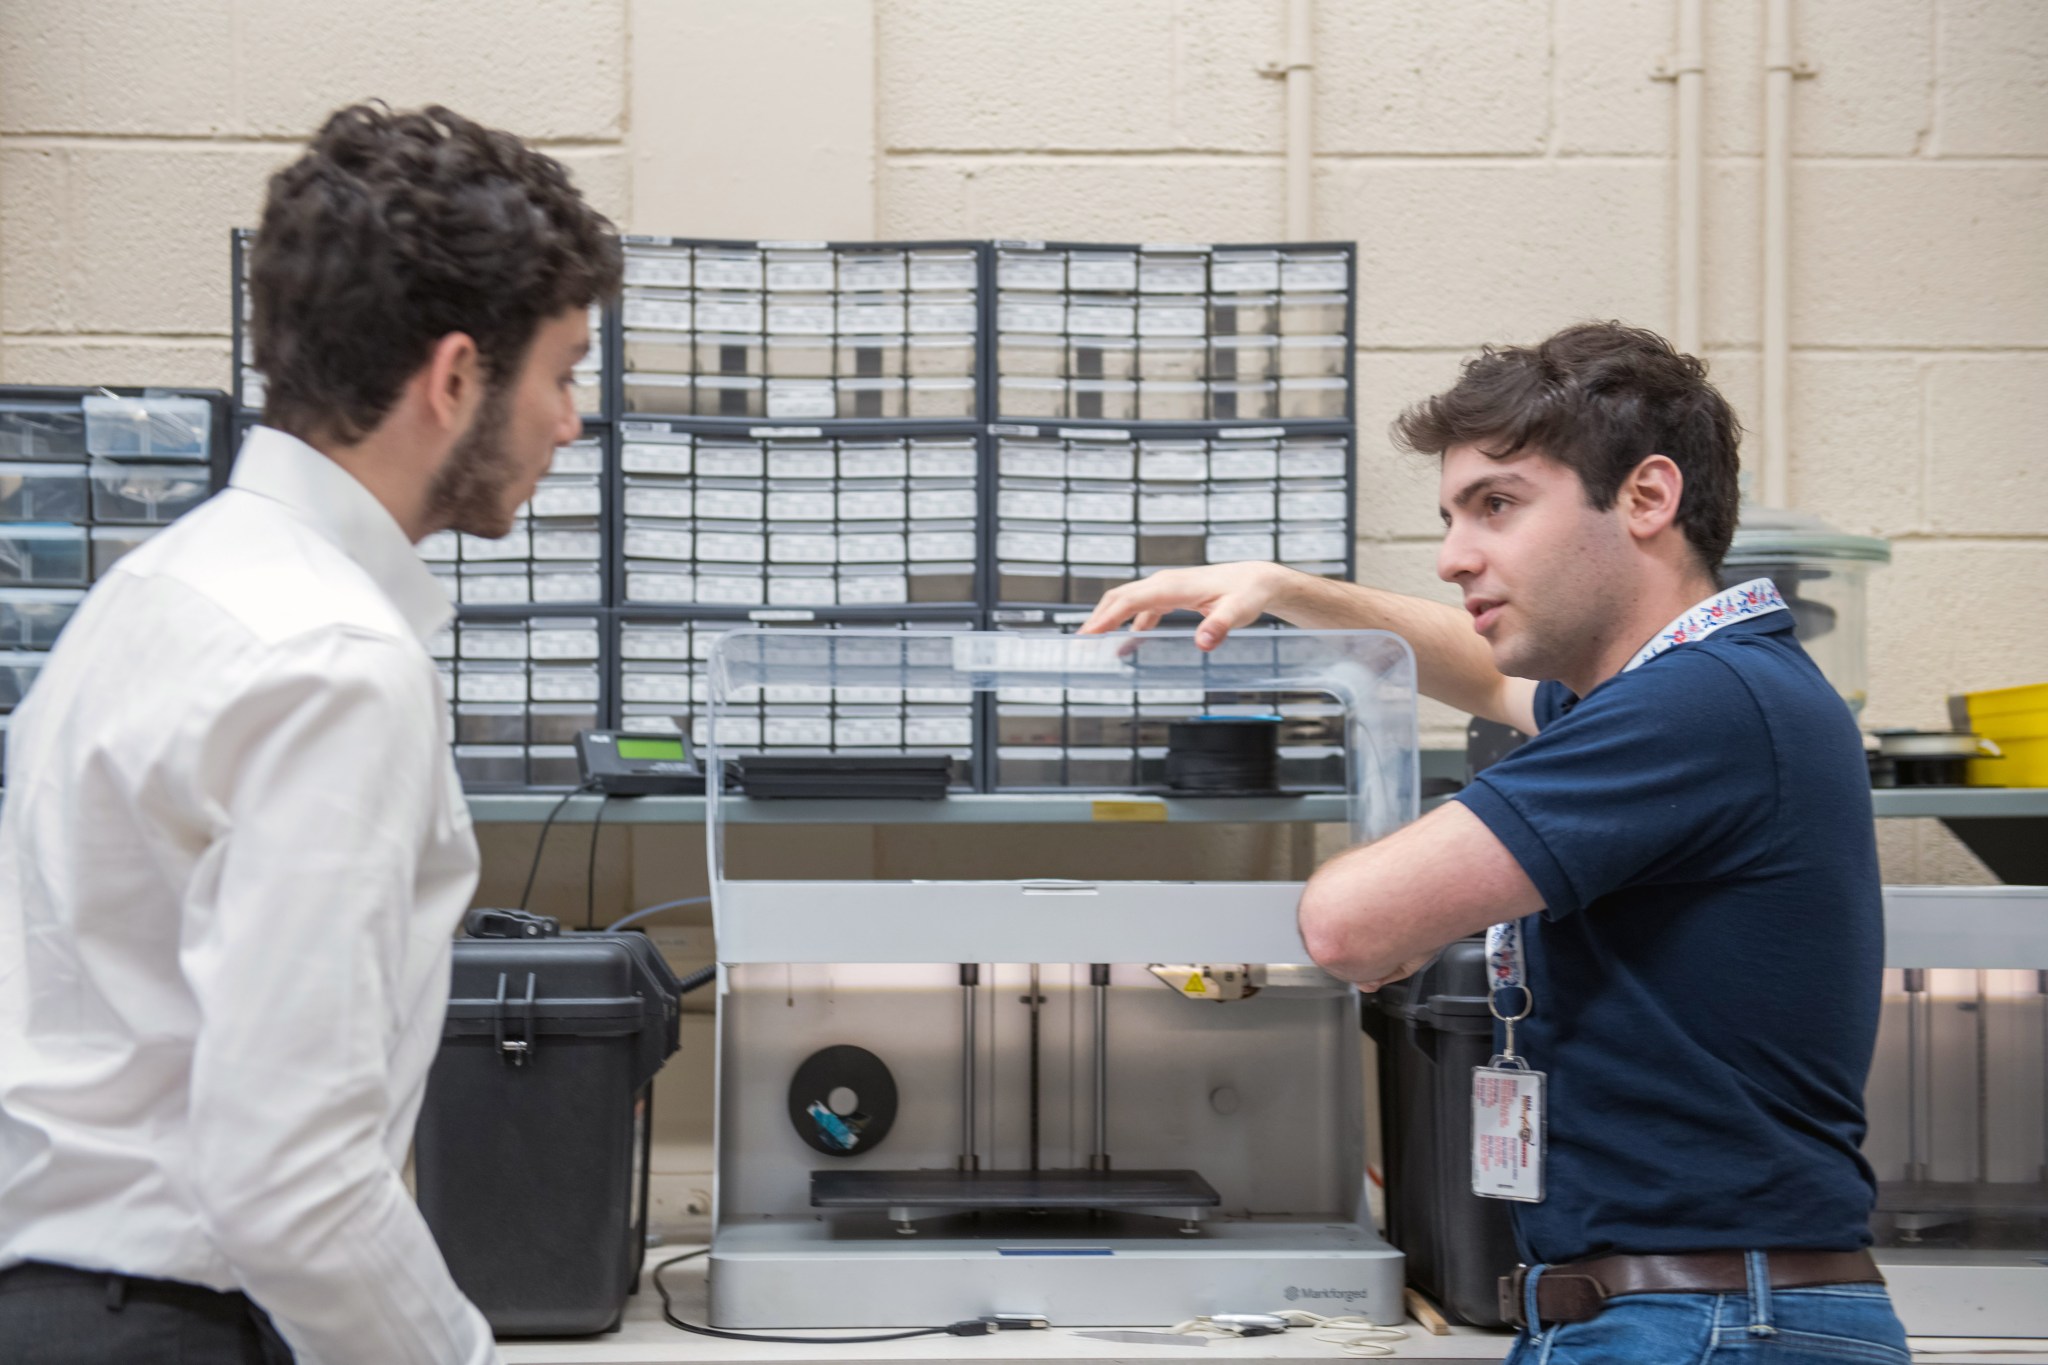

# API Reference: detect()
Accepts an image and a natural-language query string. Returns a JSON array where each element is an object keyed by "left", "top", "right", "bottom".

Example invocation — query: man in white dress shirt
[{"left": 0, "top": 104, "right": 620, "bottom": 1364}]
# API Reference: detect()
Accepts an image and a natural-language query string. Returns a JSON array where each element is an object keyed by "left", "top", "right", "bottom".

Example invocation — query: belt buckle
[{"left": 1498, "top": 1264, "right": 1529, "bottom": 1328}]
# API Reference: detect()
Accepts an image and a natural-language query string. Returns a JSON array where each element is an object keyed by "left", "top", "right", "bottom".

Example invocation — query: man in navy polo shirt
[{"left": 1081, "top": 321, "right": 1903, "bottom": 1361}]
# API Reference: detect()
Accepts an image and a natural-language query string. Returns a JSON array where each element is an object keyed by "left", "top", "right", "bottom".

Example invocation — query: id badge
[{"left": 1471, "top": 1063, "right": 1546, "bottom": 1202}]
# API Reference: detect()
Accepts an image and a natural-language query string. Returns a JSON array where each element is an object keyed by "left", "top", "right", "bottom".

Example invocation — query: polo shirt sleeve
[{"left": 1452, "top": 650, "right": 1779, "bottom": 919}]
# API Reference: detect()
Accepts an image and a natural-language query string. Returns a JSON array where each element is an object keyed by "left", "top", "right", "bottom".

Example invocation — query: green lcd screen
[{"left": 615, "top": 737, "right": 687, "bottom": 761}]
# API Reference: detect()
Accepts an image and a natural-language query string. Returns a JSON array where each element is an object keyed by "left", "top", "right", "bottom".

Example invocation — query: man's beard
[{"left": 424, "top": 379, "right": 519, "bottom": 539}]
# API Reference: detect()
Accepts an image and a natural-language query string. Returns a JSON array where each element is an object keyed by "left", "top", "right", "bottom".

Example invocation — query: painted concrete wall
[{"left": 3, "top": 0, "right": 2042, "bottom": 1233}]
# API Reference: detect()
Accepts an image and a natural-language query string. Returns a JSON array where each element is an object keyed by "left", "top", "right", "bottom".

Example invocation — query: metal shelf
[
  {"left": 466, "top": 790, "right": 1352, "bottom": 825},
  {"left": 465, "top": 785, "right": 2048, "bottom": 825}
]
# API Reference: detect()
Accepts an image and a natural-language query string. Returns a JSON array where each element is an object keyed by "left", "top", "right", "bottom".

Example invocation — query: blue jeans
[{"left": 1504, "top": 1254, "right": 1908, "bottom": 1364}]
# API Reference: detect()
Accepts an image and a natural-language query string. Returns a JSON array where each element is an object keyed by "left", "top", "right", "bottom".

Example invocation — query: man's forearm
[{"left": 1263, "top": 570, "right": 1527, "bottom": 727}]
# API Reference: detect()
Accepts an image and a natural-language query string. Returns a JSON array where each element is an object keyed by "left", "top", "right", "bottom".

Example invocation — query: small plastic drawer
[
  {"left": 1068, "top": 747, "right": 1137, "bottom": 789},
  {"left": 907, "top": 336, "right": 976, "bottom": 378},
  {"left": 88, "top": 462, "right": 210, "bottom": 525},
  {"left": 907, "top": 378, "right": 975, "bottom": 419},
  {"left": 999, "top": 377, "right": 1066, "bottom": 419},
  {"left": 1137, "top": 381, "right": 1205, "bottom": 422},
  {"left": 0, "top": 462, "right": 89, "bottom": 522},
  {"left": 997, "top": 744, "right": 1065, "bottom": 788},
  {"left": 769, "top": 336, "right": 837, "bottom": 379},
  {"left": 837, "top": 379, "right": 905, "bottom": 420},
  {"left": 0, "top": 524, "right": 89, "bottom": 586},
  {"left": 1137, "top": 339, "right": 1207, "bottom": 381},
  {"left": 529, "top": 702, "right": 599, "bottom": 745},
  {"left": 1280, "top": 377, "right": 1348, "bottom": 419},
  {"left": 0, "top": 650, "right": 49, "bottom": 710},
  {"left": 1208, "top": 293, "right": 1277, "bottom": 336},
  {"left": 532, "top": 562, "right": 602, "bottom": 604},
  {"left": 1209, "top": 381, "right": 1278, "bottom": 421},
  {"left": 1068, "top": 380, "right": 1136, "bottom": 421},
  {"left": 623, "top": 331, "right": 696, "bottom": 375},
  {"left": 1278, "top": 293, "right": 1347, "bottom": 335},
  {"left": 695, "top": 376, "right": 765, "bottom": 419},
  {"left": 528, "top": 745, "right": 582, "bottom": 788},
  {"left": 0, "top": 403, "right": 87, "bottom": 460},
  {"left": 908, "top": 563, "right": 974, "bottom": 603},
  {"left": 457, "top": 563, "right": 531, "bottom": 605},
  {"left": 1070, "top": 338, "right": 1138, "bottom": 381},
  {"left": 998, "top": 334, "right": 1066, "bottom": 378},
  {"left": 623, "top": 373, "right": 695, "bottom": 416},
  {"left": 1278, "top": 335, "right": 1348, "bottom": 378},
  {"left": 0, "top": 588, "right": 85, "bottom": 648},
  {"left": 1066, "top": 565, "right": 1135, "bottom": 603},
  {"left": 453, "top": 744, "right": 526, "bottom": 788},
  {"left": 456, "top": 703, "right": 527, "bottom": 745},
  {"left": 82, "top": 395, "right": 212, "bottom": 461},
  {"left": 1209, "top": 335, "right": 1279, "bottom": 382}
]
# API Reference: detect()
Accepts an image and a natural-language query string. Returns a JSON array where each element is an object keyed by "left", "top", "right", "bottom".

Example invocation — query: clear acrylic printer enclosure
[{"left": 704, "top": 627, "right": 1418, "bottom": 966}]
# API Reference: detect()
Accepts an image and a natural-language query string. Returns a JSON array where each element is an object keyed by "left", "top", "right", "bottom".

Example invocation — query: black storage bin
[
  {"left": 416, "top": 931, "right": 684, "bottom": 1336},
  {"left": 1362, "top": 936, "right": 1519, "bottom": 1326}
]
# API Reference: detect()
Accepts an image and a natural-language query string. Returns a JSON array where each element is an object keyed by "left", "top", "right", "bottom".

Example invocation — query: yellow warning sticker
[
  {"left": 1183, "top": 973, "right": 1207, "bottom": 996},
  {"left": 1091, "top": 800, "right": 1167, "bottom": 823}
]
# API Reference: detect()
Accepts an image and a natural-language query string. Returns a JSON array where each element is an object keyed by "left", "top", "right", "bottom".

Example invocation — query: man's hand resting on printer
[{"left": 1077, "top": 562, "right": 1299, "bottom": 649}]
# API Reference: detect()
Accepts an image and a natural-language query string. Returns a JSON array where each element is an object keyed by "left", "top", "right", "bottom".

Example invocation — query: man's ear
[
  {"left": 419, "top": 332, "right": 482, "bottom": 434},
  {"left": 1622, "top": 454, "right": 1685, "bottom": 543}
]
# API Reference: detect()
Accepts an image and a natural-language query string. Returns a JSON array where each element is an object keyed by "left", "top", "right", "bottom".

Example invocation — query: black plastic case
[
  {"left": 1362, "top": 936, "right": 1520, "bottom": 1326},
  {"left": 415, "top": 931, "right": 684, "bottom": 1336}
]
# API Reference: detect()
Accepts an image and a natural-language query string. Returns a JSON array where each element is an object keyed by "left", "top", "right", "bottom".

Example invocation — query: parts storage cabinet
[
  {"left": 416, "top": 932, "right": 683, "bottom": 1335},
  {"left": 1361, "top": 937, "right": 1518, "bottom": 1326}
]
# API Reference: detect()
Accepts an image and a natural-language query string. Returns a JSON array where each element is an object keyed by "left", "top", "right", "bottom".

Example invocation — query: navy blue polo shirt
[{"left": 1453, "top": 610, "right": 1883, "bottom": 1265}]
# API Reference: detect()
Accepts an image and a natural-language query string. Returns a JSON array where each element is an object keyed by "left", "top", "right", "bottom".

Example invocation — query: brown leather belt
[{"left": 1499, "top": 1250, "right": 1884, "bottom": 1328}]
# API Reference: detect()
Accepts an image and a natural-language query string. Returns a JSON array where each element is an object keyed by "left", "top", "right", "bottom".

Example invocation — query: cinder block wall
[
  {"left": 2, "top": 0, "right": 2043, "bottom": 872},
  {"left": 3, "top": 0, "right": 2039, "bottom": 1228}
]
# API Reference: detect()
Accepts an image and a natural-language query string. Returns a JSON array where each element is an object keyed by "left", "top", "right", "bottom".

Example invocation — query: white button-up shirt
[{"left": 0, "top": 427, "right": 498, "bottom": 1365}]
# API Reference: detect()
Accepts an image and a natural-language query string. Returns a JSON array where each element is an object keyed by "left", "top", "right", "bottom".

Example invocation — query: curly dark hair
[
  {"left": 1393, "top": 322, "right": 1742, "bottom": 572},
  {"left": 249, "top": 103, "right": 622, "bottom": 444}
]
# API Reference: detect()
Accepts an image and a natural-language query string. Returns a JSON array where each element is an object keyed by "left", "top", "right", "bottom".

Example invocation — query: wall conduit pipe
[{"left": 1761, "top": 0, "right": 1800, "bottom": 509}]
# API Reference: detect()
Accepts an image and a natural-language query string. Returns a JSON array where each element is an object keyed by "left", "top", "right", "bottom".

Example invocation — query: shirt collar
[
  {"left": 1623, "top": 577, "right": 1790, "bottom": 673},
  {"left": 229, "top": 425, "right": 454, "bottom": 644}
]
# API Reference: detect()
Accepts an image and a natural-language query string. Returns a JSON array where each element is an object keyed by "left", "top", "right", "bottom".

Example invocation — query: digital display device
[{"left": 574, "top": 730, "right": 702, "bottom": 795}]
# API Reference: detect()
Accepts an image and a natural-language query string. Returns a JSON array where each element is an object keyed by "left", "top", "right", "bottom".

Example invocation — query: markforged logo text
[{"left": 1282, "top": 1285, "right": 1370, "bottom": 1303}]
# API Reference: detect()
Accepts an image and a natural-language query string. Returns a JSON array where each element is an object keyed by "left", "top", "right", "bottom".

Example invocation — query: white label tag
[
  {"left": 622, "top": 294, "right": 693, "bottom": 331},
  {"left": 694, "top": 255, "right": 763, "bottom": 290},
  {"left": 624, "top": 486, "right": 693, "bottom": 519},
  {"left": 1471, "top": 1065, "right": 1546, "bottom": 1203},
  {"left": 623, "top": 250, "right": 692, "bottom": 287},
  {"left": 837, "top": 300, "right": 906, "bottom": 334},
  {"left": 909, "top": 256, "right": 978, "bottom": 291},
  {"left": 765, "top": 259, "right": 835, "bottom": 292},
  {"left": 695, "top": 297, "right": 764, "bottom": 332},
  {"left": 767, "top": 490, "right": 836, "bottom": 521},
  {"left": 696, "top": 488, "right": 764, "bottom": 520},
  {"left": 766, "top": 302, "right": 835, "bottom": 335},
  {"left": 909, "top": 300, "right": 979, "bottom": 333},
  {"left": 952, "top": 635, "right": 1130, "bottom": 675},
  {"left": 622, "top": 442, "right": 692, "bottom": 475}
]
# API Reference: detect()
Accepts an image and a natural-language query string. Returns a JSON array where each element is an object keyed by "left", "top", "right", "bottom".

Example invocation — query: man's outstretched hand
[{"left": 1076, "top": 562, "right": 1294, "bottom": 650}]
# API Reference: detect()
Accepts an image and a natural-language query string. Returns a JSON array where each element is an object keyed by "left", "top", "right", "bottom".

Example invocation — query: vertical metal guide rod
[
  {"left": 2038, "top": 971, "right": 2048, "bottom": 1184},
  {"left": 1027, "top": 965, "right": 1043, "bottom": 1172},
  {"left": 1090, "top": 964, "right": 1111, "bottom": 1171},
  {"left": 959, "top": 964, "right": 979, "bottom": 1172},
  {"left": 1904, "top": 968, "right": 1928, "bottom": 1184}
]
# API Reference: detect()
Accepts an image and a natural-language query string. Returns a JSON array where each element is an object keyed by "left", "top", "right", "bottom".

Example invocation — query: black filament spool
[
  {"left": 1164, "top": 717, "right": 1282, "bottom": 794},
  {"left": 787, "top": 1044, "right": 898, "bottom": 1157}
]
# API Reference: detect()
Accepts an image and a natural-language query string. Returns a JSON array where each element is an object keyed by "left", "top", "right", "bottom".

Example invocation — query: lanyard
[
  {"left": 1483, "top": 577, "right": 1789, "bottom": 1062},
  {"left": 1623, "top": 577, "right": 1788, "bottom": 673}
]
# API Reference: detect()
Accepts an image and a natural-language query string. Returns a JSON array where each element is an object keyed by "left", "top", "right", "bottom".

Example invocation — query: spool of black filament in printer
[{"left": 1164, "top": 715, "right": 1283, "bottom": 794}]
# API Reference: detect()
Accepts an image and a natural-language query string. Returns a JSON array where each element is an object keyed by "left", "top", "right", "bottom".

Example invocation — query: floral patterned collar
[{"left": 1623, "top": 578, "right": 1788, "bottom": 673}]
